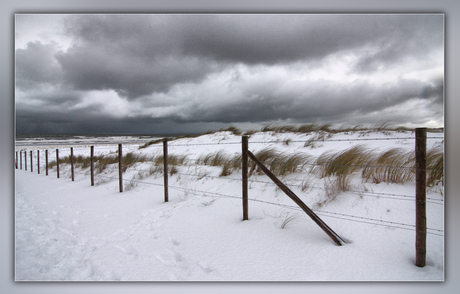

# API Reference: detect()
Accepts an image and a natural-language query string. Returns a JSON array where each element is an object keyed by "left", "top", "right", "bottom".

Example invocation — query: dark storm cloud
[
  {"left": 178, "top": 14, "right": 442, "bottom": 65},
  {"left": 18, "top": 14, "right": 443, "bottom": 99},
  {"left": 15, "top": 14, "right": 444, "bottom": 134},
  {"left": 15, "top": 41, "right": 63, "bottom": 90},
  {"left": 170, "top": 78, "right": 439, "bottom": 124},
  {"left": 54, "top": 14, "right": 224, "bottom": 98},
  {"left": 351, "top": 15, "right": 444, "bottom": 73}
]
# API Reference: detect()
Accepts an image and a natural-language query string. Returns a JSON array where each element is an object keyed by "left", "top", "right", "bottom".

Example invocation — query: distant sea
[{"left": 14, "top": 134, "right": 170, "bottom": 147}]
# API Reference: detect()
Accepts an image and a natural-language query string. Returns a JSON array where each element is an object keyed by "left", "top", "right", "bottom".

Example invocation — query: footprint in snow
[
  {"left": 198, "top": 261, "right": 213, "bottom": 274},
  {"left": 114, "top": 244, "right": 138, "bottom": 260}
]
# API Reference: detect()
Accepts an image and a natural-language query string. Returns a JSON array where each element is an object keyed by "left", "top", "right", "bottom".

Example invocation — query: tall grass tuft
[
  {"left": 269, "top": 153, "right": 311, "bottom": 176},
  {"left": 248, "top": 148, "right": 279, "bottom": 175},
  {"left": 312, "top": 146, "right": 374, "bottom": 203},
  {"left": 297, "top": 123, "right": 319, "bottom": 134},
  {"left": 426, "top": 147, "right": 444, "bottom": 187},
  {"left": 220, "top": 154, "right": 242, "bottom": 177},
  {"left": 196, "top": 150, "right": 241, "bottom": 176},
  {"left": 313, "top": 145, "right": 373, "bottom": 178},
  {"left": 153, "top": 154, "right": 188, "bottom": 167},
  {"left": 219, "top": 126, "right": 241, "bottom": 135},
  {"left": 248, "top": 147, "right": 310, "bottom": 177},
  {"left": 317, "top": 176, "right": 353, "bottom": 207},
  {"left": 361, "top": 148, "right": 415, "bottom": 184}
]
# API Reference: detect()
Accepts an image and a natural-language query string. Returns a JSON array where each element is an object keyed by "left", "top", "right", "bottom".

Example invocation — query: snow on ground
[{"left": 14, "top": 129, "right": 444, "bottom": 281}]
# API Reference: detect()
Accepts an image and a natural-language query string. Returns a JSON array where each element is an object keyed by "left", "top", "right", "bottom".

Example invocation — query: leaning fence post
[
  {"left": 30, "top": 151, "right": 33, "bottom": 172},
  {"left": 56, "top": 149, "right": 59, "bottom": 178},
  {"left": 242, "top": 135, "right": 249, "bottom": 220},
  {"left": 90, "top": 146, "right": 94, "bottom": 186},
  {"left": 45, "top": 150, "right": 48, "bottom": 176},
  {"left": 70, "top": 147, "right": 74, "bottom": 181},
  {"left": 37, "top": 150, "right": 40, "bottom": 174},
  {"left": 163, "top": 138, "right": 169, "bottom": 202},
  {"left": 415, "top": 127, "right": 427, "bottom": 267}
]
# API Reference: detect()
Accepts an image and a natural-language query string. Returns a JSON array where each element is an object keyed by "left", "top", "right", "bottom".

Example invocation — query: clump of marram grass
[
  {"left": 361, "top": 148, "right": 415, "bottom": 184},
  {"left": 311, "top": 146, "right": 374, "bottom": 204},
  {"left": 261, "top": 123, "right": 335, "bottom": 134},
  {"left": 297, "top": 123, "right": 320, "bottom": 134},
  {"left": 197, "top": 150, "right": 229, "bottom": 167},
  {"left": 261, "top": 125, "right": 297, "bottom": 133},
  {"left": 316, "top": 176, "right": 353, "bottom": 207},
  {"left": 247, "top": 147, "right": 310, "bottom": 177},
  {"left": 313, "top": 145, "right": 373, "bottom": 178},
  {"left": 196, "top": 150, "right": 241, "bottom": 177},
  {"left": 303, "top": 130, "right": 335, "bottom": 148},
  {"left": 154, "top": 154, "right": 188, "bottom": 166},
  {"left": 248, "top": 148, "right": 279, "bottom": 175},
  {"left": 269, "top": 153, "right": 311, "bottom": 176},
  {"left": 426, "top": 147, "right": 444, "bottom": 187},
  {"left": 220, "top": 154, "right": 242, "bottom": 177},
  {"left": 219, "top": 126, "right": 242, "bottom": 135}
]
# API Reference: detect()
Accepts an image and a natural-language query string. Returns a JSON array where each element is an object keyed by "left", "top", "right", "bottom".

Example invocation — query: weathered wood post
[
  {"left": 118, "top": 144, "right": 123, "bottom": 192},
  {"left": 415, "top": 127, "right": 427, "bottom": 267},
  {"left": 70, "top": 147, "right": 74, "bottom": 181},
  {"left": 15, "top": 151, "right": 18, "bottom": 169},
  {"left": 56, "top": 149, "right": 60, "bottom": 178},
  {"left": 20, "top": 151, "right": 22, "bottom": 169},
  {"left": 163, "top": 138, "right": 169, "bottom": 202},
  {"left": 30, "top": 151, "right": 33, "bottom": 172},
  {"left": 37, "top": 150, "right": 40, "bottom": 174},
  {"left": 24, "top": 151, "right": 27, "bottom": 171},
  {"left": 90, "top": 146, "right": 94, "bottom": 186},
  {"left": 45, "top": 150, "right": 48, "bottom": 176},
  {"left": 242, "top": 135, "right": 249, "bottom": 220}
]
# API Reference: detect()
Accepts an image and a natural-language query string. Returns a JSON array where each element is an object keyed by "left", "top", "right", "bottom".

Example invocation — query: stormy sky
[{"left": 15, "top": 14, "right": 444, "bottom": 135}]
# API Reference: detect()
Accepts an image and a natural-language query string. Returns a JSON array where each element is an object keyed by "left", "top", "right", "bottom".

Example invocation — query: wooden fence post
[
  {"left": 415, "top": 128, "right": 427, "bottom": 267},
  {"left": 56, "top": 149, "right": 59, "bottom": 178},
  {"left": 242, "top": 135, "right": 249, "bottom": 220},
  {"left": 24, "top": 151, "right": 27, "bottom": 171},
  {"left": 90, "top": 146, "right": 94, "bottom": 186},
  {"left": 118, "top": 144, "right": 123, "bottom": 193},
  {"left": 163, "top": 139, "right": 169, "bottom": 202},
  {"left": 37, "top": 150, "right": 40, "bottom": 174},
  {"left": 45, "top": 150, "right": 48, "bottom": 176},
  {"left": 20, "top": 151, "right": 22, "bottom": 169},
  {"left": 15, "top": 151, "right": 18, "bottom": 169},
  {"left": 30, "top": 151, "right": 33, "bottom": 172},
  {"left": 70, "top": 147, "right": 74, "bottom": 181}
]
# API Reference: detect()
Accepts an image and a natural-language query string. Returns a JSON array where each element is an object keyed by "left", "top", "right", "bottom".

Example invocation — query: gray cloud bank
[{"left": 15, "top": 14, "right": 444, "bottom": 135}]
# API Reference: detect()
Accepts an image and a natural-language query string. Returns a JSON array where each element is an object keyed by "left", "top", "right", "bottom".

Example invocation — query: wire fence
[
  {"left": 15, "top": 132, "right": 445, "bottom": 239},
  {"left": 89, "top": 173, "right": 444, "bottom": 237}
]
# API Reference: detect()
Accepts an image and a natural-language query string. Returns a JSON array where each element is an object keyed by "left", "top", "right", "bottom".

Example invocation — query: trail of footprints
[{"left": 81, "top": 205, "right": 217, "bottom": 280}]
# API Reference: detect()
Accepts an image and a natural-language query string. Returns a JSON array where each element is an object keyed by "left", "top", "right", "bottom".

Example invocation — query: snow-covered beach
[{"left": 14, "top": 128, "right": 444, "bottom": 281}]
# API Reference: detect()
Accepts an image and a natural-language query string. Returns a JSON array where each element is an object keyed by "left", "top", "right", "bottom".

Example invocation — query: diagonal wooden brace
[{"left": 247, "top": 150, "right": 345, "bottom": 246}]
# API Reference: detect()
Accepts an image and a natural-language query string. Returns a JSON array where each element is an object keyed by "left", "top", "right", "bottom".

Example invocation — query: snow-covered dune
[{"left": 14, "top": 129, "right": 444, "bottom": 281}]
